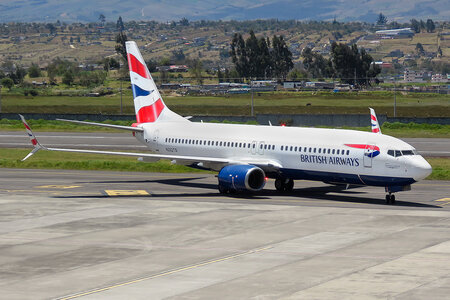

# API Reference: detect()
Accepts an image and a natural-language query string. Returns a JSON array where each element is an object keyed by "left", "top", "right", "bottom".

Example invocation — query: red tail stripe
[
  {"left": 31, "top": 139, "right": 37, "bottom": 146},
  {"left": 136, "top": 99, "right": 164, "bottom": 123},
  {"left": 372, "top": 128, "right": 380, "bottom": 133},
  {"left": 127, "top": 53, "right": 150, "bottom": 79},
  {"left": 371, "top": 115, "right": 377, "bottom": 121}
]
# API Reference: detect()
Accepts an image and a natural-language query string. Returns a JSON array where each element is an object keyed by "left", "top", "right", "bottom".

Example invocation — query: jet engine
[{"left": 218, "top": 165, "right": 266, "bottom": 193}]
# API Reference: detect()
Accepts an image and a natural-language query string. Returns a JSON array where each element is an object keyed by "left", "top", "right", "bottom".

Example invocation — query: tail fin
[
  {"left": 126, "top": 41, "right": 186, "bottom": 123},
  {"left": 369, "top": 107, "right": 382, "bottom": 134}
]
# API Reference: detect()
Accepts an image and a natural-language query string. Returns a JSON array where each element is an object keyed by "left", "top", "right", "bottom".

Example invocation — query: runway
[
  {"left": 1, "top": 131, "right": 450, "bottom": 156},
  {"left": 1, "top": 168, "right": 450, "bottom": 299}
]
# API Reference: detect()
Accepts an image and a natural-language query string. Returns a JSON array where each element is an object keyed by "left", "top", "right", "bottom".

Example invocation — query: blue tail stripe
[{"left": 132, "top": 84, "right": 150, "bottom": 98}]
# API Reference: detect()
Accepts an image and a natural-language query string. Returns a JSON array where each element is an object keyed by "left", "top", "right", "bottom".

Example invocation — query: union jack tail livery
[
  {"left": 126, "top": 41, "right": 185, "bottom": 123},
  {"left": 369, "top": 107, "right": 381, "bottom": 134}
]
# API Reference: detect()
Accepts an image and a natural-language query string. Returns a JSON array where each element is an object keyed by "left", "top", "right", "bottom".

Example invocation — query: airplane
[{"left": 20, "top": 41, "right": 432, "bottom": 205}]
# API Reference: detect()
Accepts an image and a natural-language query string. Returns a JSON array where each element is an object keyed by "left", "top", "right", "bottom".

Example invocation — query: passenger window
[
  {"left": 332, "top": 149, "right": 335, "bottom": 154},
  {"left": 318, "top": 148, "right": 321, "bottom": 153},
  {"left": 337, "top": 150, "right": 340, "bottom": 155},
  {"left": 260, "top": 144, "right": 263, "bottom": 149},
  {"left": 281, "top": 146, "right": 284, "bottom": 151},
  {"left": 309, "top": 147, "right": 312, "bottom": 152},
  {"left": 239, "top": 143, "right": 242, "bottom": 147},
  {"left": 248, "top": 143, "right": 251, "bottom": 148},
  {"left": 290, "top": 146, "right": 293, "bottom": 151},
  {"left": 294, "top": 146, "right": 298, "bottom": 151},
  {"left": 313, "top": 148, "right": 316, "bottom": 153},
  {"left": 298, "top": 147, "right": 301, "bottom": 152}
]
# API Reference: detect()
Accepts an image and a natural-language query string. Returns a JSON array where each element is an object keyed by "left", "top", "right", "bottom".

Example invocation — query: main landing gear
[
  {"left": 385, "top": 193, "right": 396, "bottom": 205},
  {"left": 275, "top": 178, "right": 294, "bottom": 192}
]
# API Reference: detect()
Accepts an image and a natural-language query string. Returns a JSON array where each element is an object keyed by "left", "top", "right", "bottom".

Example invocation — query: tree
[
  {"left": 230, "top": 33, "right": 249, "bottom": 79},
  {"left": 410, "top": 19, "right": 421, "bottom": 33},
  {"left": 116, "top": 16, "right": 124, "bottom": 32},
  {"left": 188, "top": 59, "right": 204, "bottom": 85},
  {"left": 62, "top": 70, "right": 74, "bottom": 85},
  {"left": 330, "top": 42, "right": 380, "bottom": 86},
  {"left": 0, "top": 77, "right": 14, "bottom": 90},
  {"left": 271, "top": 35, "right": 293, "bottom": 80},
  {"left": 376, "top": 13, "right": 387, "bottom": 26},
  {"left": 28, "top": 63, "right": 41, "bottom": 78},
  {"left": 302, "top": 47, "right": 332, "bottom": 79},
  {"left": 115, "top": 32, "right": 128, "bottom": 64},
  {"left": 179, "top": 17, "right": 189, "bottom": 26},
  {"left": 426, "top": 19, "right": 435, "bottom": 33},
  {"left": 415, "top": 43, "right": 425, "bottom": 55},
  {"left": 98, "top": 14, "right": 106, "bottom": 25}
]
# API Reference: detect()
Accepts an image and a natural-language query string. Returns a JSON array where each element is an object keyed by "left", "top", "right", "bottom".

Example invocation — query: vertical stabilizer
[
  {"left": 369, "top": 107, "right": 382, "bottom": 134},
  {"left": 126, "top": 41, "right": 186, "bottom": 123}
]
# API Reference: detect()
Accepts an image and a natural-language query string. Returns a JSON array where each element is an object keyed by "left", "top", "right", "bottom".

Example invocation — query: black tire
[
  {"left": 391, "top": 194, "right": 396, "bottom": 204},
  {"left": 285, "top": 179, "right": 294, "bottom": 192},
  {"left": 218, "top": 185, "right": 228, "bottom": 194},
  {"left": 385, "top": 195, "right": 391, "bottom": 205},
  {"left": 275, "top": 178, "right": 284, "bottom": 191}
]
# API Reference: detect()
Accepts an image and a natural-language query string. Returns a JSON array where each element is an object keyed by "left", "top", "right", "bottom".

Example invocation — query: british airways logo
[{"left": 345, "top": 144, "right": 380, "bottom": 158}]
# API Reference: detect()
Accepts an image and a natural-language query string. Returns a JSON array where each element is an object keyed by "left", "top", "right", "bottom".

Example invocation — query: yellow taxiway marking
[
  {"left": 36, "top": 185, "right": 81, "bottom": 189},
  {"left": 59, "top": 246, "right": 271, "bottom": 300},
  {"left": 435, "top": 198, "right": 450, "bottom": 202},
  {"left": 104, "top": 190, "right": 149, "bottom": 196}
]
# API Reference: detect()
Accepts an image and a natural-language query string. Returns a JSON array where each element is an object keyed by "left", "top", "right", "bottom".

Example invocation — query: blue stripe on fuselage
[{"left": 276, "top": 168, "right": 415, "bottom": 187}]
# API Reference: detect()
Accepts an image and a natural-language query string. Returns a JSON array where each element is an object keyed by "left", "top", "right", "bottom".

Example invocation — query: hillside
[
  {"left": 0, "top": 20, "right": 448, "bottom": 72},
  {"left": 0, "top": 0, "right": 448, "bottom": 23}
]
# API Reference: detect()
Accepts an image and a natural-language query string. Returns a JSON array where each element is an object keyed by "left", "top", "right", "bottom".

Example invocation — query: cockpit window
[
  {"left": 401, "top": 150, "right": 414, "bottom": 156},
  {"left": 387, "top": 149, "right": 418, "bottom": 157}
]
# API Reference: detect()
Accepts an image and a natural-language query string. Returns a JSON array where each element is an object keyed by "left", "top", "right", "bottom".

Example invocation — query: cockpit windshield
[{"left": 387, "top": 149, "right": 419, "bottom": 157}]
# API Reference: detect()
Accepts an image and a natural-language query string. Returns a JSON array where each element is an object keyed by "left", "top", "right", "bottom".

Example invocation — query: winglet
[
  {"left": 19, "top": 114, "right": 45, "bottom": 161},
  {"left": 369, "top": 108, "right": 382, "bottom": 134}
]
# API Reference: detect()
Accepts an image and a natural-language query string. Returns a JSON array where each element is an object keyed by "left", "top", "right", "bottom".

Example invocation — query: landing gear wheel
[
  {"left": 275, "top": 178, "right": 294, "bottom": 192},
  {"left": 385, "top": 194, "right": 396, "bottom": 205},
  {"left": 218, "top": 185, "right": 228, "bottom": 194},
  {"left": 275, "top": 178, "right": 284, "bottom": 191},
  {"left": 285, "top": 179, "right": 294, "bottom": 192}
]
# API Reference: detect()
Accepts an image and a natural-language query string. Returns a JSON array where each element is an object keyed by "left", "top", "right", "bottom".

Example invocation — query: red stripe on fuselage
[
  {"left": 136, "top": 99, "right": 165, "bottom": 123},
  {"left": 127, "top": 53, "right": 150, "bottom": 79},
  {"left": 371, "top": 115, "right": 377, "bottom": 121}
]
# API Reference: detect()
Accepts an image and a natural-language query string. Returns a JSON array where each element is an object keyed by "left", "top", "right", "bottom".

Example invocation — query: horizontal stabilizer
[{"left": 56, "top": 119, "right": 144, "bottom": 132}]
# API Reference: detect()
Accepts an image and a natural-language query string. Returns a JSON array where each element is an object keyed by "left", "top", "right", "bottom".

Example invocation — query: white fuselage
[{"left": 134, "top": 121, "right": 432, "bottom": 187}]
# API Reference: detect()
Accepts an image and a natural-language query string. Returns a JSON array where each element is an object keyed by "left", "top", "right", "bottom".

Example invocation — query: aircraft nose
[{"left": 412, "top": 157, "right": 432, "bottom": 181}]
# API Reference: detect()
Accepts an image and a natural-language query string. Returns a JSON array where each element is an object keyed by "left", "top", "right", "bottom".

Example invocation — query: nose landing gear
[{"left": 385, "top": 193, "right": 396, "bottom": 205}]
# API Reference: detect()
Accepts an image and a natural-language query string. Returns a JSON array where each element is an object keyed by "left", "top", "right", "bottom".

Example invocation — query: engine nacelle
[{"left": 218, "top": 165, "right": 266, "bottom": 192}]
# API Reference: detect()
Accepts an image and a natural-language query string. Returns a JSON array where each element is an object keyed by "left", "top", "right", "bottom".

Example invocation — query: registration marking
[{"left": 104, "top": 190, "right": 150, "bottom": 196}]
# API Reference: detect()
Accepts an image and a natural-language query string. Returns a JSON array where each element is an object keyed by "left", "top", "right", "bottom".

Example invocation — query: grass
[
  {"left": 0, "top": 148, "right": 208, "bottom": 173},
  {"left": 0, "top": 149, "right": 448, "bottom": 180},
  {"left": 427, "top": 158, "right": 450, "bottom": 180},
  {"left": 2, "top": 90, "right": 449, "bottom": 117}
]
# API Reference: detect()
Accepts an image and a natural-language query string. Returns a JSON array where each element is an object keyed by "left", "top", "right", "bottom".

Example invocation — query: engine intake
[{"left": 218, "top": 165, "right": 266, "bottom": 192}]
